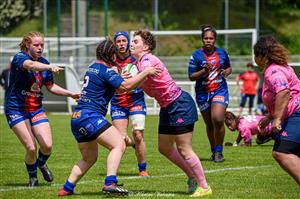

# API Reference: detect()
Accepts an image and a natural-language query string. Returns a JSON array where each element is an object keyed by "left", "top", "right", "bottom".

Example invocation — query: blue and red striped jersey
[
  {"left": 110, "top": 55, "right": 145, "bottom": 107},
  {"left": 188, "top": 47, "right": 231, "bottom": 93},
  {"left": 5, "top": 51, "right": 53, "bottom": 112}
]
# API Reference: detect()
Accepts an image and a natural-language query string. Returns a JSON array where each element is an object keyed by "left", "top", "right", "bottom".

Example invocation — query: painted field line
[{"left": 0, "top": 165, "right": 272, "bottom": 193}]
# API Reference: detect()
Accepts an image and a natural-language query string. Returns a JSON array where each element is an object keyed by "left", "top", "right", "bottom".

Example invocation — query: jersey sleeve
[
  {"left": 222, "top": 50, "right": 231, "bottom": 69},
  {"left": 104, "top": 68, "right": 124, "bottom": 89},
  {"left": 188, "top": 52, "right": 201, "bottom": 77},
  {"left": 11, "top": 52, "right": 30, "bottom": 71}
]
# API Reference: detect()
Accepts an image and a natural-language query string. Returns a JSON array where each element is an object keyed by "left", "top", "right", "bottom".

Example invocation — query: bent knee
[
  {"left": 25, "top": 144, "right": 37, "bottom": 155},
  {"left": 40, "top": 144, "right": 52, "bottom": 154},
  {"left": 133, "top": 131, "right": 144, "bottom": 143},
  {"left": 84, "top": 155, "right": 98, "bottom": 165}
]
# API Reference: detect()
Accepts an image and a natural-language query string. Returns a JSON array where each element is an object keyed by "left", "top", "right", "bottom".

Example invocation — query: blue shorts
[
  {"left": 5, "top": 108, "right": 49, "bottom": 128},
  {"left": 240, "top": 94, "right": 255, "bottom": 108},
  {"left": 275, "top": 112, "right": 300, "bottom": 144},
  {"left": 196, "top": 88, "right": 229, "bottom": 113},
  {"left": 110, "top": 104, "right": 146, "bottom": 120},
  {"left": 71, "top": 109, "right": 112, "bottom": 143},
  {"left": 159, "top": 91, "right": 198, "bottom": 128}
]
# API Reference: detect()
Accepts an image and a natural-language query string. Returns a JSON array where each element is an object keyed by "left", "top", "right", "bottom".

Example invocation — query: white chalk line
[{"left": 0, "top": 165, "right": 272, "bottom": 195}]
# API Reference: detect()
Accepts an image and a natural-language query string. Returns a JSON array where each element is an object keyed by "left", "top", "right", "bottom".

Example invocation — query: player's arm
[
  {"left": 23, "top": 60, "right": 63, "bottom": 73},
  {"left": 272, "top": 89, "right": 290, "bottom": 132},
  {"left": 221, "top": 66, "right": 232, "bottom": 79},
  {"left": 46, "top": 83, "right": 80, "bottom": 100},
  {"left": 116, "top": 66, "right": 160, "bottom": 93}
]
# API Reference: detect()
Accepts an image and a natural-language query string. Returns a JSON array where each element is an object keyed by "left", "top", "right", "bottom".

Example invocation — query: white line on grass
[{"left": 0, "top": 165, "right": 272, "bottom": 194}]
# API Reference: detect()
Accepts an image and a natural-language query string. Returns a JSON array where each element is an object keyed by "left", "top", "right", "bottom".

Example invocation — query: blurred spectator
[
  {"left": 0, "top": 67, "right": 10, "bottom": 91},
  {"left": 236, "top": 62, "right": 260, "bottom": 116}
]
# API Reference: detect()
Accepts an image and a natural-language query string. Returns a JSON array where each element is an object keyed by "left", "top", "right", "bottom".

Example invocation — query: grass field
[{"left": 0, "top": 114, "right": 299, "bottom": 199}]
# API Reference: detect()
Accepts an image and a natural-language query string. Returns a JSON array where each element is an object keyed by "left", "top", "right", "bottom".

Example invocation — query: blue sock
[
  {"left": 63, "top": 180, "right": 76, "bottom": 192},
  {"left": 211, "top": 147, "right": 215, "bottom": 153},
  {"left": 104, "top": 175, "right": 117, "bottom": 186},
  {"left": 138, "top": 162, "right": 147, "bottom": 172},
  {"left": 215, "top": 145, "right": 223, "bottom": 153},
  {"left": 25, "top": 162, "right": 37, "bottom": 178},
  {"left": 37, "top": 149, "right": 50, "bottom": 167}
]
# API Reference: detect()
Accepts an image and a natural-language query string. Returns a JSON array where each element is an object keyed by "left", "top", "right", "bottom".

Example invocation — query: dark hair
[
  {"left": 246, "top": 62, "right": 254, "bottom": 67},
  {"left": 254, "top": 35, "right": 289, "bottom": 66},
  {"left": 19, "top": 31, "right": 44, "bottom": 51},
  {"left": 133, "top": 30, "right": 156, "bottom": 52},
  {"left": 96, "top": 39, "right": 117, "bottom": 66},
  {"left": 200, "top": 24, "right": 217, "bottom": 39},
  {"left": 224, "top": 111, "right": 238, "bottom": 128}
]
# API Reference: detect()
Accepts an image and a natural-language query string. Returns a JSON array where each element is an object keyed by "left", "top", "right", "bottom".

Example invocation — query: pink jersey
[
  {"left": 137, "top": 53, "right": 182, "bottom": 107},
  {"left": 238, "top": 115, "right": 272, "bottom": 143},
  {"left": 262, "top": 64, "right": 300, "bottom": 119}
]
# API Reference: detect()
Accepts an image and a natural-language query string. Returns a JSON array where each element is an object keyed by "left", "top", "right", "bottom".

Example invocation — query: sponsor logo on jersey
[{"left": 21, "top": 90, "right": 42, "bottom": 97}]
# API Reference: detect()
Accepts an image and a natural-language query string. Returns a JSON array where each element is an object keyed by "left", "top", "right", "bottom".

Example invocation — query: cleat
[
  {"left": 39, "top": 164, "right": 53, "bottom": 182},
  {"left": 102, "top": 183, "right": 129, "bottom": 196},
  {"left": 138, "top": 171, "right": 149, "bottom": 177},
  {"left": 28, "top": 177, "right": 38, "bottom": 187},
  {"left": 190, "top": 186, "right": 212, "bottom": 197},
  {"left": 58, "top": 187, "right": 74, "bottom": 196},
  {"left": 213, "top": 152, "right": 224, "bottom": 163},
  {"left": 187, "top": 177, "right": 198, "bottom": 194},
  {"left": 256, "top": 134, "right": 272, "bottom": 145}
]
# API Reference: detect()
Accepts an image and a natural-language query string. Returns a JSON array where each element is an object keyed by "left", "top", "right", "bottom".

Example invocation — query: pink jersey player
[
  {"left": 262, "top": 63, "right": 300, "bottom": 119},
  {"left": 225, "top": 111, "right": 273, "bottom": 146},
  {"left": 137, "top": 53, "right": 182, "bottom": 107}
]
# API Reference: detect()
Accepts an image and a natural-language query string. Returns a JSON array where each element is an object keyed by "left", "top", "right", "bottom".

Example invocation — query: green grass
[{"left": 0, "top": 114, "right": 299, "bottom": 198}]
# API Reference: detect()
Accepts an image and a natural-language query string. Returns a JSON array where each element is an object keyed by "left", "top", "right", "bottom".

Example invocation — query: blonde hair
[{"left": 19, "top": 31, "right": 44, "bottom": 51}]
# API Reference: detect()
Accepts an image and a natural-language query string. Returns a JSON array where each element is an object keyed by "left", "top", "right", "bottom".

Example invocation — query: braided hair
[{"left": 96, "top": 39, "right": 117, "bottom": 66}]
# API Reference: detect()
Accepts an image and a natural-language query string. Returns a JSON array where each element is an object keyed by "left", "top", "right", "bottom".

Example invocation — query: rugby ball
[{"left": 122, "top": 63, "right": 139, "bottom": 77}]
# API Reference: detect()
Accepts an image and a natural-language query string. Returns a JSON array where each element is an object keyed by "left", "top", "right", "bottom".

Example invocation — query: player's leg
[
  {"left": 158, "top": 134, "right": 195, "bottom": 181},
  {"left": 248, "top": 95, "right": 255, "bottom": 115},
  {"left": 58, "top": 141, "right": 98, "bottom": 196},
  {"left": 97, "top": 126, "right": 128, "bottom": 195},
  {"left": 111, "top": 107, "right": 134, "bottom": 146},
  {"left": 130, "top": 113, "right": 148, "bottom": 176},
  {"left": 174, "top": 132, "right": 210, "bottom": 193},
  {"left": 273, "top": 151, "right": 300, "bottom": 185},
  {"left": 32, "top": 115, "right": 54, "bottom": 183},
  {"left": 211, "top": 103, "right": 226, "bottom": 162},
  {"left": 12, "top": 120, "right": 39, "bottom": 186},
  {"left": 200, "top": 110, "right": 215, "bottom": 160},
  {"left": 238, "top": 93, "right": 247, "bottom": 117}
]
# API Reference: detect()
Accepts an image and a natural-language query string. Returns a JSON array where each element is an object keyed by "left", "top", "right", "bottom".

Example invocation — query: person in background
[
  {"left": 236, "top": 62, "right": 260, "bottom": 116},
  {"left": 110, "top": 31, "right": 149, "bottom": 177},
  {"left": 254, "top": 35, "right": 300, "bottom": 185},
  {"left": 0, "top": 66, "right": 10, "bottom": 102},
  {"left": 58, "top": 39, "right": 160, "bottom": 196},
  {"left": 4, "top": 31, "right": 80, "bottom": 187},
  {"left": 0, "top": 67, "right": 10, "bottom": 91},
  {"left": 188, "top": 24, "right": 232, "bottom": 162},
  {"left": 131, "top": 29, "right": 212, "bottom": 197},
  {"left": 224, "top": 111, "right": 274, "bottom": 147}
]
